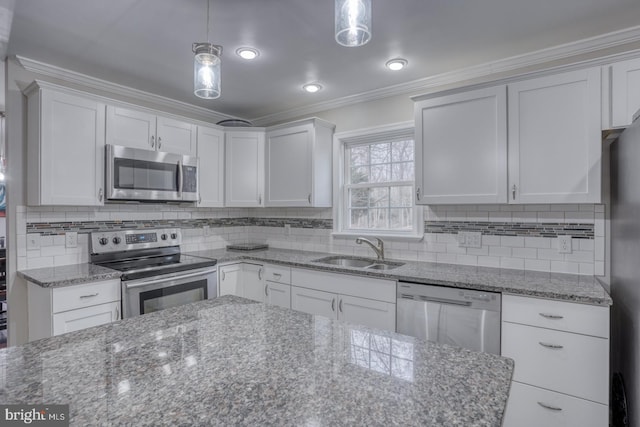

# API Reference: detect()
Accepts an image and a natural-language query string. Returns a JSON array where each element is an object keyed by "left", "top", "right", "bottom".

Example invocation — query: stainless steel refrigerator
[{"left": 610, "top": 112, "right": 640, "bottom": 427}]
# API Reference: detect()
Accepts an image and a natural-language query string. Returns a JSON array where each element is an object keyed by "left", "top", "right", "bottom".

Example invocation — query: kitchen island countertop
[{"left": 0, "top": 295, "right": 513, "bottom": 426}]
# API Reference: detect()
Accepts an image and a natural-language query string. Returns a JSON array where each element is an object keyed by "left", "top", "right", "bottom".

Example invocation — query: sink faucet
[{"left": 355, "top": 237, "right": 385, "bottom": 261}]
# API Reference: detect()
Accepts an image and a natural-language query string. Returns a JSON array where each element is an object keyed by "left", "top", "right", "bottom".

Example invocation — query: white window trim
[{"left": 332, "top": 121, "right": 423, "bottom": 241}]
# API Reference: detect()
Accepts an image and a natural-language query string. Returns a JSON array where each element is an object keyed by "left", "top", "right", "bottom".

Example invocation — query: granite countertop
[
  {"left": 17, "top": 247, "right": 612, "bottom": 305},
  {"left": 0, "top": 296, "right": 514, "bottom": 426}
]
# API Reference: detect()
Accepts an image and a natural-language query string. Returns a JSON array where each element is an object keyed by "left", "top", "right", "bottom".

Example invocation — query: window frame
[{"left": 333, "top": 121, "right": 423, "bottom": 240}]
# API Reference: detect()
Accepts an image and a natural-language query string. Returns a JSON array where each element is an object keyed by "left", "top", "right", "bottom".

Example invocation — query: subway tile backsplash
[{"left": 18, "top": 204, "right": 606, "bottom": 276}]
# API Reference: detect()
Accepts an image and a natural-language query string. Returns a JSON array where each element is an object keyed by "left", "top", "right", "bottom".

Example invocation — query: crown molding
[
  {"left": 250, "top": 25, "right": 640, "bottom": 126},
  {"left": 15, "top": 55, "right": 239, "bottom": 123}
]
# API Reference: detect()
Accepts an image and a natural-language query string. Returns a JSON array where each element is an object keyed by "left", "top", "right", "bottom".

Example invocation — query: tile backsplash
[{"left": 17, "top": 203, "right": 605, "bottom": 276}]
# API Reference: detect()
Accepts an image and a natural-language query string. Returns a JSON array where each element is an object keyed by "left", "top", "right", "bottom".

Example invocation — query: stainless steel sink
[{"left": 312, "top": 256, "right": 404, "bottom": 270}]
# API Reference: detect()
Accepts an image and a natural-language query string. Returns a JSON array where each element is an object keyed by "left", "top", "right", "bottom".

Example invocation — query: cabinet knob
[
  {"left": 98, "top": 188, "right": 103, "bottom": 202},
  {"left": 511, "top": 184, "right": 517, "bottom": 200},
  {"left": 258, "top": 194, "right": 262, "bottom": 205},
  {"left": 151, "top": 135, "right": 155, "bottom": 148},
  {"left": 158, "top": 137, "right": 162, "bottom": 149},
  {"left": 115, "top": 306, "right": 120, "bottom": 320},
  {"left": 339, "top": 299, "right": 343, "bottom": 313},
  {"left": 258, "top": 268, "right": 263, "bottom": 280},
  {"left": 331, "top": 298, "right": 336, "bottom": 312},
  {"left": 308, "top": 194, "right": 311, "bottom": 204},
  {"left": 537, "top": 402, "right": 563, "bottom": 411},
  {"left": 264, "top": 284, "right": 269, "bottom": 296},
  {"left": 416, "top": 187, "right": 421, "bottom": 201},
  {"left": 221, "top": 271, "right": 226, "bottom": 281}
]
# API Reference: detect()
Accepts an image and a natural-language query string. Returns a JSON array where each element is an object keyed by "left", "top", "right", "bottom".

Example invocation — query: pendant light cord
[{"left": 206, "top": 0, "right": 210, "bottom": 42}]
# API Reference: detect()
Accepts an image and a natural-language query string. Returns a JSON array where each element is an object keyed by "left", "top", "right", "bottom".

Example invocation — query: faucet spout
[{"left": 355, "top": 237, "right": 385, "bottom": 261}]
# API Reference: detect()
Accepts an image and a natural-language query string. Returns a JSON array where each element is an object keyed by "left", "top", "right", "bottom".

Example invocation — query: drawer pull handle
[
  {"left": 539, "top": 313, "right": 564, "bottom": 320},
  {"left": 539, "top": 342, "right": 564, "bottom": 350},
  {"left": 80, "top": 293, "right": 99, "bottom": 299},
  {"left": 537, "top": 402, "right": 563, "bottom": 411},
  {"left": 273, "top": 273, "right": 282, "bottom": 279}
]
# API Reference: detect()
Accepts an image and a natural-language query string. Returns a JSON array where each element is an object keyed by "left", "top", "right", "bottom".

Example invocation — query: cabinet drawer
[
  {"left": 52, "top": 301, "right": 119, "bottom": 336},
  {"left": 502, "top": 294, "right": 609, "bottom": 338},
  {"left": 503, "top": 381, "right": 608, "bottom": 427},
  {"left": 52, "top": 280, "right": 120, "bottom": 313},
  {"left": 291, "top": 268, "right": 396, "bottom": 303},
  {"left": 501, "top": 322, "right": 608, "bottom": 404},
  {"left": 264, "top": 264, "right": 291, "bottom": 284}
]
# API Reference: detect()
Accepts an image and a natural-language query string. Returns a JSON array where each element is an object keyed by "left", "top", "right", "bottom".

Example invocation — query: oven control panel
[{"left": 90, "top": 229, "right": 181, "bottom": 254}]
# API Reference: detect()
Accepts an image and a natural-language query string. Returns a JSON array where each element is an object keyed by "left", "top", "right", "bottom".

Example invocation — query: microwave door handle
[{"left": 177, "top": 160, "right": 184, "bottom": 198}]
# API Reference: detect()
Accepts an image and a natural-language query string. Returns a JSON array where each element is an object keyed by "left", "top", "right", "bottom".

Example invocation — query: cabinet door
[
  {"left": 219, "top": 264, "right": 243, "bottom": 297},
  {"left": 265, "top": 124, "right": 313, "bottom": 206},
  {"left": 225, "top": 130, "right": 265, "bottom": 207},
  {"left": 106, "top": 105, "right": 156, "bottom": 151},
  {"left": 611, "top": 57, "right": 640, "bottom": 128},
  {"left": 266, "top": 282, "right": 291, "bottom": 309},
  {"left": 291, "top": 286, "right": 337, "bottom": 319},
  {"left": 52, "top": 301, "right": 119, "bottom": 336},
  {"left": 242, "top": 263, "right": 265, "bottom": 303},
  {"left": 414, "top": 86, "right": 507, "bottom": 204},
  {"left": 508, "top": 68, "right": 602, "bottom": 203},
  {"left": 36, "top": 90, "right": 106, "bottom": 206},
  {"left": 338, "top": 295, "right": 396, "bottom": 331},
  {"left": 197, "top": 126, "right": 225, "bottom": 207},
  {"left": 157, "top": 116, "right": 197, "bottom": 155}
]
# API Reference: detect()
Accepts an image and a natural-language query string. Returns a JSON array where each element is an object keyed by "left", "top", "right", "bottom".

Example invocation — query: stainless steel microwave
[{"left": 106, "top": 144, "right": 198, "bottom": 202}]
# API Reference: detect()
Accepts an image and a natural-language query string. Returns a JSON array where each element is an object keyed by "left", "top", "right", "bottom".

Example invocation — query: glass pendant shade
[
  {"left": 335, "top": 0, "right": 371, "bottom": 47},
  {"left": 193, "top": 43, "right": 222, "bottom": 99}
]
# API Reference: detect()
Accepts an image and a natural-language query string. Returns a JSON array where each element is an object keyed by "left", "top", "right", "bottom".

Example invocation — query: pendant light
[
  {"left": 335, "top": 0, "right": 371, "bottom": 47},
  {"left": 193, "top": 0, "right": 222, "bottom": 99}
]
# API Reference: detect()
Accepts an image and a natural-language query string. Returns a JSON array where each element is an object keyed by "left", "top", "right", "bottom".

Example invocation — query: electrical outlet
[
  {"left": 27, "top": 233, "right": 41, "bottom": 250},
  {"left": 458, "top": 232, "right": 482, "bottom": 248},
  {"left": 284, "top": 224, "right": 291, "bottom": 236},
  {"left": 65, "top": 232, "right": 78, "bottom": 248},
  {"left": 203, "top": 225, "right": 211, "bottom": 237},
  {"left": 557, "top": 235, "right": 572, "bottom": 254}
]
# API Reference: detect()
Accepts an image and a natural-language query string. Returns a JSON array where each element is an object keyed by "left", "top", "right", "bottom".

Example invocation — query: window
[{"left": 335, "top": 123, "right": 422, "bottom": 238}]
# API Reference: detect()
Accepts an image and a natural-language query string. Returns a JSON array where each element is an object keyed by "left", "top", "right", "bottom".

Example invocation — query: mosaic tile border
[
  {"left": 26, "top": 218, "right": 594, "bottom": 239},
  {"left": 425, "top": 221, "right": 594, "bottom": 239},
  {"left": 26, "top": 217, "right": 334, "bottom": 236}
]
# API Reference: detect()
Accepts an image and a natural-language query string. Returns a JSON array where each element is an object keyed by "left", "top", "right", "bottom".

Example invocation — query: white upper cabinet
[
  {"left": 508, "top": 67, "right": 602, "bottom": 204},
  {"left": 225, "top": 128, "right": 265, "bottom": 207},
  {"left": 607, "top": 57, "right": 640, "bottom": 128},
  {"left": 265, "top": 118, "right": 334, "bottom": 207},
  {"left": 26, "top": 82, "right": 106, "bottom": 206},
  {"left": 197, "top": 125, "right": 225, "bottom": 207},
  {"left": 414, "top": 86, "right": 507, "bottom": 204},
  {"left": 106, "top": 105, "right": 197, "bottom": 156}
]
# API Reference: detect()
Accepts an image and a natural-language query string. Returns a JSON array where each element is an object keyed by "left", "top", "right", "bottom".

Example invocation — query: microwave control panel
[{"left": 183, "top": 166, "right": 197, "bottom": 193}]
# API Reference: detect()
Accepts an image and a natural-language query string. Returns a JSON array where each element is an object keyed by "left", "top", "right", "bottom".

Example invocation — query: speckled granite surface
[
  {"left": 0, "top": 296, "right": 513, "bottom": 426},
  {"left": 17, "top": 263, "right": 121, "bottom": 287},
  {"left": 18, "top": 248, "right": 611, "bottom": 305},
  {"left": 189, "top": 248, "right": 613, "bottom": 306}
]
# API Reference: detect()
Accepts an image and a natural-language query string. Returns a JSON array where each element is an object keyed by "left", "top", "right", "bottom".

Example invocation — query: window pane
[
  {"left": 350, "top": 145, "right": 369, "bottom": 166},
  {"left": 350, "top": 209, "right": 369, "bottom": 229},
  {"left": 368, "top": 209, "right": 389, "bottom": 229},
  {"left": 391, "top": 162, "right": 414, "bottom": 181},
  {"left": 350, "top": 166, "right": 369, "bottom": 184},
  {"left": 370, "top": 143, "right": 390, "bottom": 164},
  {"left": 390, "top": 186, "right": 413, "bottom": 207},
  {"left": 369, "top": 187, "right": 389, "bottom": 208},
  {"left": 392, "top": 140, "right": 414, "bottom": 162},
  {"left": 370, "top": 164, "right": 390, "bottom": 183},
  {"left": 349, "top": 188, "right": 369, "bottom": 208},
  {"left": 390, "top": 208, "right": 413, "bottom": 229}
]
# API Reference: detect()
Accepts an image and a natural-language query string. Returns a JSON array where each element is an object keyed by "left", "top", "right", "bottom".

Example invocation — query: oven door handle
[{"left": 124, "top": 268, "right": 217, "bottom": 290}]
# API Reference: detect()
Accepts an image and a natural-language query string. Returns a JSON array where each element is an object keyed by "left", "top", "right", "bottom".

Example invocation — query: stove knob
[
  {"left": 99, "top": 237, "right": 109, "bottom": 246},
  {"left": 112, "top": 237, "right": 122, "bottom": 245},
  {"left": 161, "top": 234, "right": 167, "bottom": 240},
  {"left": 171, "top": 233, "right": 177, "bottom": 240}
]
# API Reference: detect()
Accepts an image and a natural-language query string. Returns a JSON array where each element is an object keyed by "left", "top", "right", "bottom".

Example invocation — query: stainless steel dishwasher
[{"left": 397, "top": 282, "right": 501, "bottom": 354}]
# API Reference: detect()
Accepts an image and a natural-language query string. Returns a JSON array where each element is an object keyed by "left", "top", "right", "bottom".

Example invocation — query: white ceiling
[{"left": 8, "top": 0, "right": 640, "bottom": 123}]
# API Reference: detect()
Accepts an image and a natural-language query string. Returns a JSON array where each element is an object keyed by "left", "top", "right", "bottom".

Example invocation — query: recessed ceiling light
[
  {"left": 236, "top": 47, "right": 259, "bottom": 60},
  {"left": 303, "top": 83, "right": 323, "bottom": 93},
  {"left": 386, "top": 58, "right": 408, "bottom": 71}
]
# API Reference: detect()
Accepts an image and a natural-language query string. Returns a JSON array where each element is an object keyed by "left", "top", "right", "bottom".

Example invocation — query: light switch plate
[
  {"left": 65, "top": 232, "right": 78, "bottom": 248},
  {"left": 284, "top": 224, "right": 291, "bottom": 236},
  {"left": 557, "top": 235, "right": 572, "bottom": 254},
  {"left": 203, "top": 225, "right": 211, "bottom": 237},
  {"left": 458, "top": 232, "right": 482, "bottom": 248},
  {"left": 27, "top": 233, "right": 41, "bottom": 250}
]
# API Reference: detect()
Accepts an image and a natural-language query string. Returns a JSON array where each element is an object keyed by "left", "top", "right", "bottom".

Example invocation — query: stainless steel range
[{"left": 90, "top": 228, "right": 217, "bottom": 318}]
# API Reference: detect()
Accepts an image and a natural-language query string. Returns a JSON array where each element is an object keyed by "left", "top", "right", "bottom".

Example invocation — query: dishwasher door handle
[{"left": 402, "top": 295, "right": 472, "bottom": 307}]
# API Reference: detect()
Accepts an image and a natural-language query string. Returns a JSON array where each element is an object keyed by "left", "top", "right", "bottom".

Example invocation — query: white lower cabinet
[
  {"left": 501, "top": 294, "right": 609, "bottom": 427},
  {"left": 290, "top": 268, "right": 396, "bottom": 332},
  {"left": 242, "top": 263, "right": 266, "bottom": 302},
  {"left": 218, "top": 262, "right": 293, "bottom": 308},
  {"left": 218, "top": 263, "right": 243, "bottom": 296},
  {"left": 28, "top": 279, "right": 121, "bottom": 341}
]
